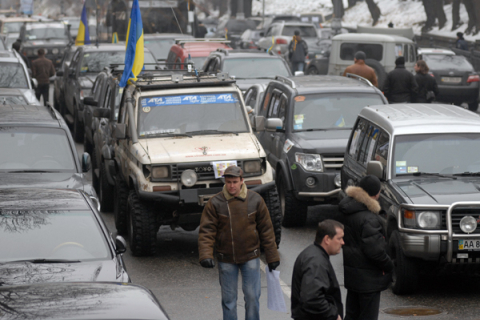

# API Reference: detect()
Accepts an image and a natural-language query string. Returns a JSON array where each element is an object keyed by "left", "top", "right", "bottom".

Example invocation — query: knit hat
[
  {"left": 395, "top": 56, "right": 405, "bottom": 66},
  {"left": 457, "top": 32, "right": 464, "bottom": 38},
  {"left": 354, "top": 51, "right": 366, "bottom": 61},
  {"left": 294, "top": 30, "right": 300, "bottom": 36},
  {"left": 358, "top": 175, "right": 381, "bottom": 197}
]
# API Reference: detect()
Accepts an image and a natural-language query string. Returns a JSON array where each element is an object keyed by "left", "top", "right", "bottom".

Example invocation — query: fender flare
[{"left": 276, "top": 160, "right": 293, "bottom": 191}]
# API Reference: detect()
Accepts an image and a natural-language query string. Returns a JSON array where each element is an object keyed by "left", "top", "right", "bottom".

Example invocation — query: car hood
[
  {"left": 0, "top": 259, "right": 127, "bottom": 286},
  {"left": 395, "top": 177, "right": 480, "bottom": 205},
  {"left": 235, "top": 78, "right": 274, "bottom": 91},
  {"left": 137, "top": 133, "right": 264, "bottom": 163},
  {"left": 292, "top": 130, "right": 351, "bottom": 153},
  {"left": 0, "top": 172, "right": 88, "bottom": 192},
  {"left": 16, "top": 88, "right": 40, "bottom": 105}
]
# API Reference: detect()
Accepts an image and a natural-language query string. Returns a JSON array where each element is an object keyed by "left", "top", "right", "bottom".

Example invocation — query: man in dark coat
[
  {"left": 339, "top": 175, "right": 393, "bottom": 320},
  {"left": 383, "top": 56, "right": 418, "bottom": 103},
  {"left": 291, "top": 219, "right": 344, "bottom": 320},
  {"left": 456, "top": 32, "right": 469, "bottom": 50},
  {"left": 288, "top": 30, "right": 308, "bottom": 73}
]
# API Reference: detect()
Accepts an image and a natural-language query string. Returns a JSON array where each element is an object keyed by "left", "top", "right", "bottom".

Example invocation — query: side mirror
[
  {"left": 366, "top": 161, "right": 384, "bottom": 180},
  {"left": 115, "top": 235, "right": 127, "bottom": 254},
  {"left": 31, "top": 78, "right": 38, "bottom": 89},
  {"left": 259, "top": 32, "right": 264, "bottom": 37},
  {"left": 84, "top": 96, "right": 98, "bottom": 106},
  {"left": 115, "top": 123, "right": 127, "bottom": 139},
  {"left": 254, "top": 116, "right": 265, "bottom": 131},
  {"left": 266, "top": 118, "right": 282, "bottom": 131},
  {"left": 56, "top": 70, "right": 64, "bottom": 77},
  {"left": 68, "top": 69, "right": 76, "bottom": 78},
  {"left": 93, "top": 107, "right": 111, "bottom": 118},
  {"left": 81, "top": 152, "right": 91, "bottom": 172}
]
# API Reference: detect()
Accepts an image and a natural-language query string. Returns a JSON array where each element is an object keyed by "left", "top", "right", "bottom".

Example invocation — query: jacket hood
[{"left": 340, "top": 186, "right": 381, "bottom": 214}]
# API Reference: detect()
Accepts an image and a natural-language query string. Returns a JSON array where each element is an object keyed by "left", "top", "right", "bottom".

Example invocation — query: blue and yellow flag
[
  {"left": 112, "top": 32, "right": 118, "bottom": 44},
  {"left": 119, "top": 0, "right": 144, "bottom": 87},
  {"left": 75, "top": 2, "right": 90, "bottom": 46}
]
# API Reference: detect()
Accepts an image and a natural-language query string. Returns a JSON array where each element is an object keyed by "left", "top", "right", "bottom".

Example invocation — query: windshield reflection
[
  {"left": 0, "top": 63, "right": 28, "bottom": 88},
  {"left": 223, "top": 58, "right": 290, "bottom": 79},
  {"left": 26, "top": 27, "right": 68, "bottom": 40},
  {"left": 0, "top": 96, "right": 26, "bottom": 105}
]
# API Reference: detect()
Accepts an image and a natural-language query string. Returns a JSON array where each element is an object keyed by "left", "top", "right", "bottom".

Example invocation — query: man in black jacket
[
  {"left": 383, "top": 56, "right": 418, "bottom": 103},
  {"left": 339, "top": 175, "right": 394, "bottom": 320},
  {"left": 291, "top": 219, "right": 344, "bottom": 320}
]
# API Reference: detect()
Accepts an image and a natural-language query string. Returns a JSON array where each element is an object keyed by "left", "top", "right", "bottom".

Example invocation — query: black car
[
  {"left": 202, "top": 49, "right": 292, "bottom": 93},
  {"left": 0, "top": 103, "right": 97, "bottom": 202},
  {"left": 53, "top": 43, "right": 77, "bottom": 112},
  {"left": 214, "top": 18, "right": 258, "bottom": 48},
  {"left": 0, "top": 188, "right": 129, "bottom": 286},
  {"left": 255, "top": 75, "right": 387, "bottom": 227},
  {"left": 0, "top": 282, "right": 170, "bottom": 319}
]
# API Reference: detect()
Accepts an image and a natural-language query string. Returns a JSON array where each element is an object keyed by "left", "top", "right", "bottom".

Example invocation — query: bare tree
[
  {"left": 422, "top": 0, "right": 447, "bottom": 32},
  {"left": 345, "top": 0, "right": 381, "bottom": 26}
]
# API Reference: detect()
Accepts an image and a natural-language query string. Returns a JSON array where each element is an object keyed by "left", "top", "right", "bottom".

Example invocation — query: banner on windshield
[{"left": 141, "top": 94, "right": 239, "bottom": 109}]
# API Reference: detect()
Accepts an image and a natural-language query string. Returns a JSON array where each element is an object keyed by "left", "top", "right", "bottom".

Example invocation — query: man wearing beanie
[
  {"left": 343, "top": 51, "right": 378, "bottom": 87},
  {"left": 456, "top": 32, "right": 469, "bottom": 50},
  {"left": 338, "top": 175, "right": 394, "bottom": 320},
  {"left": 383, "top": 56, "right": 418, "bottom": 103}
]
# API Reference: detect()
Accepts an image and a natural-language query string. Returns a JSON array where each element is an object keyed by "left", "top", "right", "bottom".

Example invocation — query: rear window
[
  {"left": 282, "top": 26, "right": 318, "bottom": 38},
  {"left": 225, "top": 20, "right": 257, "bottom": 33},
  {"left": 340, "top": 43, "right": 383, "bottom": 61},
  {"left": 424, "top": 54, "right": 474, "bottom": 72},
  {"left": 223, "top": 58, "right": 290, "bottom": 79}
]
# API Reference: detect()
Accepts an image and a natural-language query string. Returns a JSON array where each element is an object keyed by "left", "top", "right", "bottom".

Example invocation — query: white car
[{"left": 0, "top": 49, "right": 38, "bottom": 102}]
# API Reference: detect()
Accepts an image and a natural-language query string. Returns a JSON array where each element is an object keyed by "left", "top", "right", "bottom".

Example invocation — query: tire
[
  {"left": 73, "top": 106, "right": 84, "bottom": 143},
  {"left": 91, "top": 147, "right": 99, "bottom": 194},
  {"left": 365, "top": 58, "right": 387, "bottom": 90},
  {"left": 468, "top": 100, "right": 479, "bottom": 112},
  {"left": 99, "top": 162, "right": 114, "bottom": 212},
  {"left": 127, "top": 190, "right": 157, "bottom": 256},
  {"left": 307, "top": 66, "right": 319, "bottom": 75},
  {"left": 113, "top": 178, "right": 129, "bottom": 235},
  {"left": 261, "top": 186, "right": 282, "bottom": 247},
  {"left": 389, "top": 230, "right": 419, "bottom": 295},
  {"left": 277, "top": 173, "right": 308, "bottom": 228}
]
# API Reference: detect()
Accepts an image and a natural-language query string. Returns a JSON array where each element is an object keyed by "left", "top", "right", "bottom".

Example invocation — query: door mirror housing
[
  {"left": 115, "top": 123, "right": 127, "bottom": 139},
  {"left": 115, "top": 235, "right": 127, "bottom": 254},
  {"left": 81, "top": 152, "right": 91, "bottom": 172},
  {"left": 83, "top": 96, "right": 98, "bottom": 106},
  {"left": 366, "top": 161, "right": 384, "bottom": 180},
  {"left": 266, "top": 118, "right": 283, "bottom": 131}
]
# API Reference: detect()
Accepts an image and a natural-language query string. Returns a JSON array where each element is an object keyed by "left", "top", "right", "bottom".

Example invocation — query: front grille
[
  {"left": 172, "top": 161, "right": 246, "bottom": 181},
  {"left": 323, "top": 154, "right": 344, "bottom": 171},
  {"left": 451, "top": 208, "right": 480, "bottom": 234}
]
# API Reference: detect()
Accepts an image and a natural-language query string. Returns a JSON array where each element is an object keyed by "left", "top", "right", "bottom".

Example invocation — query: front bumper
[
  {"left": 291, "top": 166, "right": 341, "bottom": 201},
  {"left": 436, "top": 83, "right": 479, "bottom": 104}
]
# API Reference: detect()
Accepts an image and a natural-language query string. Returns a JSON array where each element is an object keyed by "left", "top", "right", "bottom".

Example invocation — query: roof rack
[
  {"left": 130, "top": 72, "right": 235, "bottom": 90},
  {"left": 175, "top": 38, "right": 231, "bottom": 46},
  {"left": 46, "top": 102, "right": 59, "bottom": 120},
  {"left": 275, "top": 75, "right": 296, "bottom": 88},
  {"left": 345, "top": 73, "right": 373, "bottom": 87}
]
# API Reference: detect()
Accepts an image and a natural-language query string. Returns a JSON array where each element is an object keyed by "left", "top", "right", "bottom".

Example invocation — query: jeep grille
[
  {"left": 442, "top": 208, "right": 480, "bottom": 234},
  {"left": 323, "top": 154, "right": 344, "bottom": 171}
]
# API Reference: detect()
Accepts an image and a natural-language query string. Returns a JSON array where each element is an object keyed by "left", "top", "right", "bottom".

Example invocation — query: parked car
[
  {"left": 62, "top": 16, "right": 97, "bottom": 40},
  {"left": 214, "top": 18, "right": 258, "bottom": 48},
  {"left": 0, "top": 282, "right": 170, "bottom": 320},
  {"left": 418, "top": 48, "right": 479, "bottom": 111},
  {"left": 244, "top": 83, "right": 268, "bottom": 121},
  {"left": 239, "top": 29, "right": 263, "bottom": 49},
  {"left": 0, "top": 49, "right": 37, "bottom": 96},
  {"left": 53, "top": 43, "right": 77, "bottom": 111},
  {"left": 299, "top": 12, "right": 326, "bottom": 29},
  {"left": 166, "top": 39, "right": 231, "bottom": 70},
  {"left": 259, "top": 14, "right": 302, "bottom": 31},
  {"left": 202, "top": 49, "right": 291, "bottom": 93},
  {"left": 341, "top": 103, "right": 480, "bottom": 294},
  {"left": 255, "top": 74, "right": 387, "bottom": 227},
  {"left": 0, "top": 87, "right": 40, "bottom": 105},
  {"left": 144, "top": 33, "right": 194, "bottom": 60}
]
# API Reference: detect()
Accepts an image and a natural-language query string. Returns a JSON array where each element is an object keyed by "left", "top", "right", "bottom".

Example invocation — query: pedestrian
[
  {"left": 339, "top": 175, "right": 394, "bottom": 320},
  {"left": 198, "top": 165, "right": 280, "bottom": 320},
  {"left": 291, "top": 219, "right": 344, "bottom": 320},
  {"left": 414, "top": 60, "right": 439, "bottom": 103},
  {"left": 32, "top": 48, "right": 55, "bottom": 106},
  {"left": 195, "top": 22, "right": 208, "bottom": 38},
  {"left": 11, "top": 39, "right": 31, "bottom": 69},
  {"left": 383, "top": 56, "right": 418, "bottom": 103},
  {"left": 456, "top": 32, "right": 469, "bottom": 50},
  {"left": 288, "top": 30, "right": 308, "bottom": 73},
  {"left": 342, "top": 51, "right": 378, "bottom": 87}
]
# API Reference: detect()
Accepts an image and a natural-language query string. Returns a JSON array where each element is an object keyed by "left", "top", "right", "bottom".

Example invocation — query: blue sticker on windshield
[{"left": 142, "top": 94, "right": 238, "bottom": 107}]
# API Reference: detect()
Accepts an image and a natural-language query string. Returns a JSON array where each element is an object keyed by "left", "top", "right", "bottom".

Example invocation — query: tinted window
[
  {"left": 282, "top": 26, "right": 317, "bottom": 37},
  {"left": 340, "top": 43, "right": 383, "bottom": 61},
  {"left": 225, "top": 20, "right": 257, "bottom": 33},
  {"left": 25, "top": 27, "right": 68, "bottom": 40},
  {"left": 223, "top": 58, "right": 290, "bottom": 78},
  {"left": 81, "top": 51, "right": 125, "bottom": 73},
  {"left": 423, "top": 54, "right": 474, "bottom": 71},
  {"left": 144, "top": 38, "right": 175, "bottom": 60},
  {"left": 374, "top": 131, "right": 389, "bottom": 177},
  {"left": 0, "top": 95, "right": 26, "bottom": 104},
  {"left": 0, "top": 127, "right": 75, "bottom": 172},
  {"left": 351, "top": 119, "right": 369, "bottom": 159},
  {"left": 0, "top": 63, "right": 28, "bottom": 88}
]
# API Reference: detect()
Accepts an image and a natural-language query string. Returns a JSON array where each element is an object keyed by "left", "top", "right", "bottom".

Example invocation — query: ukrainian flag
[
  {"left": 75, "top": 2, "right": 90, "bottom": 46},
  {"left": 119, "top": 0, "right": 144, "bottom": 87},
  {"left": 112, "top": 32, "right": 119, "bottom": 44}
]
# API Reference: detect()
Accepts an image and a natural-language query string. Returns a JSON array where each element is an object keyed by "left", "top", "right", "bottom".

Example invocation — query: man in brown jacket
[
  {"left": 343, "top": 51, "right": 378, "bottom": 88},
  {"left": 32, "top": 48, "right": 55, "bottom": 106},
  {"left": 198, "top": 165, "right": 280, "bottom": 320}
]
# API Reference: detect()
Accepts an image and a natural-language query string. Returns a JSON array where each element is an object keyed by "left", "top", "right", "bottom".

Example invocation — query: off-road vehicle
[{"left": 107, "top": 71, "right": 282, "bottom": 256}]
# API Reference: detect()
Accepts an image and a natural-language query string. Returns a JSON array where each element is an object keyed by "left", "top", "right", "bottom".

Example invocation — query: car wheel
[
  {"left": 91, "top": 147, "right": 99, "bottom": 193},
  {"left": 389, "top": 230, "right": 419, "bottom": 295},
  {"left": 468, "top": 100, "right": 479, "bottom": 112},
  {"left": 365, "top": 58, "right": 387, "bottom": 90},
  {"left": 278, "top": 173, "right": 308, "bottom": 227},
  {"left": 307, "top": 66, "right": 319, "bottom": 75},
  {"left": 127, "top": 190, "right": 157, "bottom": 256},
  {"left": 261, "top": 186, "right": 282, "bottom": 247},
  {"left": 113, "top": 178, "right": 129, "bottom": 235},
  {"left": 99, "top": 162, "right": 114, "bottom": 212},
  {"left": 73, "top": 106, "right": 85, "bottom": 143}
]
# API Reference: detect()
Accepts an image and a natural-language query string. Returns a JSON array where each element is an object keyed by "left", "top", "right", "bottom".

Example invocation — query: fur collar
[
  {"left": 223, "top": 183, "right": 247, "bottom": 201},
  {"left": 345, "top": 186, "right": 381, "bottom": 214}
]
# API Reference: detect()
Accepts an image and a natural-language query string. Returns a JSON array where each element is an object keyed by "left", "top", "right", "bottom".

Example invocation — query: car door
[
  {"left": 255, "top": 85, "right": 275, "bottom": 154},
  {"left": 65, "top": 49, "right": 81, "bottom": 114},
  {"left": 342, "top": 118, "right": 370, "bottom": 188},
  {"left": 272, "top": 93, "right": 288, "bottom": 163},
  {"left": 264, "top": 89, "right": 283, "bottom": 166}
]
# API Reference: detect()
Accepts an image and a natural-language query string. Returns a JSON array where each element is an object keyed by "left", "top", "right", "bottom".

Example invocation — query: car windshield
[
  {"left": 293, "top": 93, "right": 384, "bottom": 131},
  {"left": 282, "top": 26, "right": 318, "bottom": 37},
  {"left": 25, "top": 27, "right": 68, "bottom": 40},
  {"left": 2, "top": 22, "right": 24, "bottom": 33},
  {"left": 138, "top": 92, "right": 249, "bottom": 137},
  {"left": 226, "top": 20, "right": 257, "bottom": 33},
  {"left": 81, "top": 50, "right": 157, "bottom": 73},
  {"left": 0, "top": 63, "right": 29, "bottom": 88},
  {"left": 423, "top": 54, "right": 473, "bottom": 71},
  {"left": 0, "top": 127, "right": 76, "bottom": 172},
  {"left": 0, "top": 210, "right": 110, "bottom": 262},
  {"left": 393, "top": 133, "right": 480, "bottom": 176},
  {"left": 0, "top": 95, "right": 27, "bottom": 104},
  {"left": 223, "top": 58, "right": 290, "bottom": 79},
  {"left": 144, "top": 38, "right": 175, "bottom": 60}
]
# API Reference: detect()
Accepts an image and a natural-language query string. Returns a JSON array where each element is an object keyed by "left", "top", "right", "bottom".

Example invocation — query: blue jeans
[
  {"left": 291, "top": 62, "right": 305, "bottom": 73},
  {"left": 218, "top": 258, "right": 261, "bottom": 320}
]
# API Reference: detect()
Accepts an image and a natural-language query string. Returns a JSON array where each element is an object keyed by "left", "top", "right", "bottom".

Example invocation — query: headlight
[
  {"left": 243, "top": 160, "right": 261, "bottom": 173},
  {"left": 52, "top": 48, "right": 59, "bottom": 54},
  {"left": 295, "top": 153, "right": 323, "bottom": 172},
  {"left": 460, "top": 216, "right": 477, "bottom": 234},
  {"left": 152, "top": 166, "right": 169, "bottom": 179},
  {"left": 181, "top": 169, "right": 197, "bottom": 187},
  {"left": 417, "top": 211, "right": 441, "bottom": 229},
  {"left": 334, "top": 173, "right": 341, "bottom": 187}
]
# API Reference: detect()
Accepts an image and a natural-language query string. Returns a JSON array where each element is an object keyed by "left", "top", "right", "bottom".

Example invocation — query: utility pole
[{"left": 237, "top": 0, "right": 245, "bottom": 20}]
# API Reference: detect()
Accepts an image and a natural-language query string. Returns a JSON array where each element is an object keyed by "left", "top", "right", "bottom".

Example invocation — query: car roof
[
  {"left": 0, "top": 88, "right": 24, "bottom": 95},
  {"left": 333, "top": 33, "right": 414, "bottom": 43},
  {"left": 144, "top": 33, "right": 193, "bottom": 40},
  {"left": 0, "top": 17, "right": 37, "bottom": 22},
  {"left": 25, "top": 21, "right": 65, "bottom": 29},
  {"left": 359, "top": 104, "right": 480, "bottom": 136},
  {"left": 0, "top": 50, "right": 20, "bottom": 62},
  {"left": 0, "top": 104, "right": 62, "bottom": 126},
  {"left": 174, "top": 42, "right": 231, "bottom": 56},
  {"left": 82, "top": 43, "right": 126, "bottom": 52},
  {"left": 277, "top": 75, "right": 381, "bottom": 95},
  {"left": 0, "top": 188, "right": 90, "bottom": 210},
  {"left": 0, "top": 282, "right": 169, "bottom": 320},
  {"left": 418, "top": 48, "right": 455, "bottom": 55},
  {"left": 217, "top": 50, "right": 283, "bottom": 59}
]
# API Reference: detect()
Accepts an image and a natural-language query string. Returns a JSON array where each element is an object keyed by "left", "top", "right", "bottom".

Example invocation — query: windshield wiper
[
  {"left": 6, "top": 170, "right": 61, "bottom": 173},
  {"left": 1, "top": 259, "right": 81, "bottom": 265},
  {"left": 453, "top": 172, "right": 480, "bottom": 176},
  {"left": 186, "top": 130, "right": 239, "bottom": 136},
  {"left": 148, "top": 133, "right": 192, "bottom": 138},
  {"left": 399, "top": 172, "right": 457, "bottom": 179}
]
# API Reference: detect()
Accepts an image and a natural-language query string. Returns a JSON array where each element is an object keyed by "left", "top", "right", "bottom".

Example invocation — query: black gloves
[
  {"left": 200, "top": 259, "right": 215, "bottom": 268},
  {"left": 268, "top": 261, "right": 280, "bottom": 272}
]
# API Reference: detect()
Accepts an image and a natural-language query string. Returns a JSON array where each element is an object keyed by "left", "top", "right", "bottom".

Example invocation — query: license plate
[
  {"left": 441, "top": 77, "right": 462, "bottom": 83},
  {"left": 458, "top": 239, "right": 480, "bottom": 250}
]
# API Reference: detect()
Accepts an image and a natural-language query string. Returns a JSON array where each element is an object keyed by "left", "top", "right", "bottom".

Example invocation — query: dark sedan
[{"left": 0, "top": 188, "right": 130, "bottom": 286}]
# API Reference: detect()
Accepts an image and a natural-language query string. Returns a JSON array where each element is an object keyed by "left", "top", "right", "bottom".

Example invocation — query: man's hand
[
  {"left": 337, "top": 315, "right": 342, "bottom": 320},
  {"left": 200, "top": 259, "right": 215, "bottom": 268},
  {"left": 268, "top": 261, "right": 280, "bottom": 272}
]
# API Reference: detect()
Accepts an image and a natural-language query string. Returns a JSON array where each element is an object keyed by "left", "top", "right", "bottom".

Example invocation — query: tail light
[
  {"left": 277, "top": 50, "right": 282, "bottom": 55},
  {"left": 467, "top": 74, "right": 480, "bottom": 83},
  {"left": 276, "top": 38, "right": 287, "bottom": 45}
]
